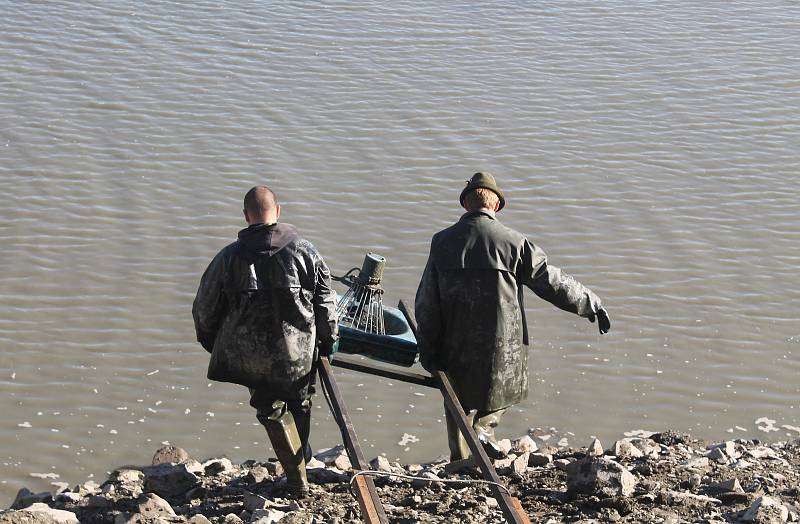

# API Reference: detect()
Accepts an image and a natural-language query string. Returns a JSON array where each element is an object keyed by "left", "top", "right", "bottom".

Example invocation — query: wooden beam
[
  {"left": 398, "top": 300, "right": 531, "bottom": 524},
  {"left": 318, "top": 358, "right": 388, "bottom": 524}
]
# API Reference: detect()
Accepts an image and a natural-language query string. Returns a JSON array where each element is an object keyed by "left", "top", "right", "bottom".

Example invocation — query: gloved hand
[
  {"left": 319, "top": 339, "right": 340, "bottom": 358},
  {"left": 588, "top": 307, "right": 611, "bottom": 334},
  {"left": 419, "top": 352, "right": 444, "bottom": 373}
]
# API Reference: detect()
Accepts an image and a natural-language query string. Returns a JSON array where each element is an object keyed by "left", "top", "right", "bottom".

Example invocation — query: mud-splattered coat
[
  {"left": 192, "top": 223, "right": 337, "bottom": 401},
  {"left": 415, "top": 211, "right": 602, "bottom": 412}
]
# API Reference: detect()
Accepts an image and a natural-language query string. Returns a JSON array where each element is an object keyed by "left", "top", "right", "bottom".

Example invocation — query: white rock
[
  {"left": 708, "top": 441, "right": 737, "bottom": 458},
  {"left": 513, "top": 436, "right": 538, "bottom": 454},
  {"left": 588, "top": 438, "right": 604, "bottom": 457},
  {"left": 243, "top": 493, "right": 269, "bottom": 512},
  {"left": 11, "top": 503, "right": 79, "bottom": 524},
  {"left": 203, "top": 457, "right": 235, "bottom": 475},
  {"left": 305, "top": 457, "right": 326, "bottom": 469},
  {"left": 709, "top": 478, "right": 744, "bottom": 493},
  {"left": 665, "top": 491, "right": 722, "bottom": 507},
  {"left": 138, "top": 493, "right": 175, "bottom": 518},
  {"left": 629, "top": 438, "right": 660, "bottom": 459},
  {"left": 411, "top": 471, "right": 441, "bottom": 489},
  {"left": 369, "top": 456, "right": 392, "bottom": 473},
  {"left": 251, "top": 508, "right": 286, "bottom": 524},
  {"left": 748, "top": 447, "right": 778, "bottom": 460},
  {"left": 612, "top": 440, "right": 644, "bottom": 460},
  {"left": 707, "top": 447, "right": 731, "bottom": 464},
  {"left": 511, "top": 453, "right": 530, "bottom": 475},
  {"left": 742, "top": 495, "right": 789, "bottom": 524},
  {"left": 682, "top": 457, "right": 710, "bottom": 470},
  {"left": 566, "top": 457, "right": 637, "bottom": 498},
  {"left": 314, "top": 445, "right": 348, "bottom": 465}
]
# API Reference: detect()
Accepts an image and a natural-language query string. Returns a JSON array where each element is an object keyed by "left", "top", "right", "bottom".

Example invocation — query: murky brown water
[{"left": 2, "top": 1, "right": 799, "bottom": 502}]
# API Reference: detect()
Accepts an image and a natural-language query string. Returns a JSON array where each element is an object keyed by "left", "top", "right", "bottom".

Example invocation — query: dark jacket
[
  {"left": 415, "top": 211, "right": 602, "bottom": 412},
  {"left": 192, "top": 222, "right": 338, "bottom": 400}
]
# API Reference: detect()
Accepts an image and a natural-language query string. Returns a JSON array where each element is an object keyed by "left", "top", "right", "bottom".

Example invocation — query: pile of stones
[{"left": 1, "top": 431, "right": 799, "bottom": 523}]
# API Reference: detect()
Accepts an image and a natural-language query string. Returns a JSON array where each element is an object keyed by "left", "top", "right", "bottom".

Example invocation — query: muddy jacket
[
  {"left": 415, "top": 211, "right": 602, "bottom": 412},
  {"left": 192, "top": 222, "right": 337, "bottom": 400}
]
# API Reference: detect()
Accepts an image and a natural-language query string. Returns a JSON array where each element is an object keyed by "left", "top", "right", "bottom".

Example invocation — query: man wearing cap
[
  {"left": 415, "top": 172, "right": 610, "bottom": 460},
  {"left": 192, "top": 186, "right": 338, "bottom": 496}
]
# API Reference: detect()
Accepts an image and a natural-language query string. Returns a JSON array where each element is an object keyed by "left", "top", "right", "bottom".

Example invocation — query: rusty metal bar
[
  {"left": 330, "top": 355, "right": 438, "bottom": 388},
  {"left": 318, "top": 358, "right": 388, "bottom": 524},
  {"left": 398, "top": 300, "right": 531, "bottom": 524}
]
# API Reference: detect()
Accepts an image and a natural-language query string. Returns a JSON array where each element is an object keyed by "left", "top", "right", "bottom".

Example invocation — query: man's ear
[
  {"left": 275, "top": 204, "right": 281, "bottom": 220},
  {"left": 243, "top": 208, "right": 249, "bottom": 223},
  {"left": 494, "top": 200, "right": 501, "bottom": 212}
]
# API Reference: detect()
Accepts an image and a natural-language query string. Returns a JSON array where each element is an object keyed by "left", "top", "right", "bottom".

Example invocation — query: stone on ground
[
  {"left": 137, "top": 493, "right": 176, "bottom": 519},
  {"left": 11, "top": 489, "right": 52, "bottom": 510},
  {"left": 142, "top": 463, "right": 200, "bottom": 498},
  {"left": 566, "top": 457, "right": 637, "bottom": 498},
  {"left": 588, "top": 438, "right": 605, "bottom": 457},
  {"left": 1, "top": 503, "right": 78, "bottom": 524},
  {"left": 612, "top": 440, "right": 644, "bottom": 460},
  {"left": 742, "top": 496, "right": 789, "bottom": 524},
  {"left": 513, "top": 435, "right": 538, "bottom": 454},
  {"left": 152, "top": 445, "right": 191, "bottom": 465}
]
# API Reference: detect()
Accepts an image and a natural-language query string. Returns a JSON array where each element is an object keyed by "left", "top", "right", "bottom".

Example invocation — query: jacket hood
[{"left": 238, "top": 222, "right": 299, "bottom": 257}]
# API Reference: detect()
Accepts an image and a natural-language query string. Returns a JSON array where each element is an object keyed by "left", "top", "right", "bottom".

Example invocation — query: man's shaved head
[{"left": 243, "top": 186, "right": 280, "bottom": 224}]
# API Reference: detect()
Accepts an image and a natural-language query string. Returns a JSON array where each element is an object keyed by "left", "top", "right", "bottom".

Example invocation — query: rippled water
[{"left": 2, "top": 0, "right": 799, "bottom": 502}]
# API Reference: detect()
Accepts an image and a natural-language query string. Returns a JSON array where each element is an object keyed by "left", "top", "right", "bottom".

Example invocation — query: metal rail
[
  {"left": 318, "top": 358, "right": 389, "bottom": 524},
  {"left": 397, "top": 300, "right": 531, "bottom": 524},
  {"left": 331, "top": 355, "right": 438, "bottom": 388}
]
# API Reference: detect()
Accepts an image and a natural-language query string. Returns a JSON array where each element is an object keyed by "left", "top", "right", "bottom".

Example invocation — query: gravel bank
[{"left": 2, "top": 430, "right": 799, "bottom": 523}]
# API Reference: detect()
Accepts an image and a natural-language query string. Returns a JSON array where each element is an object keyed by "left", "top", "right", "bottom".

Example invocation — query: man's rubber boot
[
  {"left": 264, "top": 401, "right": 309, "bottom": 497},
  {"left": 293, "top": 400, "right": 313, "bottom": 463},
  {"left": 445, "top": 409, "right": 471, "bottom": 461}
]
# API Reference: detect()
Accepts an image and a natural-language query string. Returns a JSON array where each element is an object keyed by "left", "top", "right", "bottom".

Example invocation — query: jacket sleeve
[
  {"left": 414, "top": 253, "right": 443, "bottom": 372},
  {"left": 521, "top": 240, "right": 602, "bottom": 318},
  {"left": 192, "top": 252, "right": 228, "bottom": 353},
  {"left": 313, "top": 256, "right": 339, "bottom": 352}
]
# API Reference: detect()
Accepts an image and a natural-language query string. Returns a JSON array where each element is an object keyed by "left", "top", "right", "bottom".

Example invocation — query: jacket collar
[{"left": 459, "top": 210, "right": 496, "bottom": 221}]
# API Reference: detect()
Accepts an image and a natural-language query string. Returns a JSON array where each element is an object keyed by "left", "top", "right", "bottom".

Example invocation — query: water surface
[{"left": 1, "top": 0, "right": 799, "bottom": 502}]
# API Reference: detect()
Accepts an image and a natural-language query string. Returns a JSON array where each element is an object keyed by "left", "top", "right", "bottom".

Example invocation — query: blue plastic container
[{"left": 337, "top": 306, "right": 419, "bottom": 367}]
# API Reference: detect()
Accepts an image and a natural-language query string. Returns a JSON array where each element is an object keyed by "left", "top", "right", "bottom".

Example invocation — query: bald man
[{"left": 193, "top": 186, "right": 338, "bottom": 497}]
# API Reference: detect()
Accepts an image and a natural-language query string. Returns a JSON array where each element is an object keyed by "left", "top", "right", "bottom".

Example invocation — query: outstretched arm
[{"left": 521, "top": 240, "right": 610, "bottom": 334}]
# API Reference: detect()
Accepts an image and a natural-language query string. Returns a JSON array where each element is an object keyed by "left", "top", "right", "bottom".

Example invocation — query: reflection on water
[{"left": 1, "top": 0, "right": 799, "bottom": 502}]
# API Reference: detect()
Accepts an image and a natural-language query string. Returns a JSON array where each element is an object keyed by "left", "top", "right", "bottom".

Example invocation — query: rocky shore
[{"left": 3, "top": 430, "right": 799, "bottom": 524}]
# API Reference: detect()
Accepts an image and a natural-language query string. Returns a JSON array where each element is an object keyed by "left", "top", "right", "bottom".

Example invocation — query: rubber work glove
[
  {"left": 419, "top": 352, "right": 445, "bottom": 373},
  {"left": 588, "top": 307, "right": 611, "bottom": 335},
  {"left": 319, "top": 339, "right": 340, "bottom": 359}
]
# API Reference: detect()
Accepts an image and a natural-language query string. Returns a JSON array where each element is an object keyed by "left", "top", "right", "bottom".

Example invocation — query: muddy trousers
[
  {"left": 445, "top": 404, "right": 508, "bottom": 461},
  {"left": 251, "top": 392, "right": 312, "bottom": 494}
]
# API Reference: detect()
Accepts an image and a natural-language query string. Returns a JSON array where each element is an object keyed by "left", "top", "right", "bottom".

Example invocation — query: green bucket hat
[{"left": 459, "top": 172, "right": 505, "bottom": 210}]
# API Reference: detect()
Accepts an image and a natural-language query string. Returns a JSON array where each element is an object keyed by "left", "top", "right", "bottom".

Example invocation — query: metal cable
[{"left": 347, "top": 469, "right": 512, "bottom": 497}]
